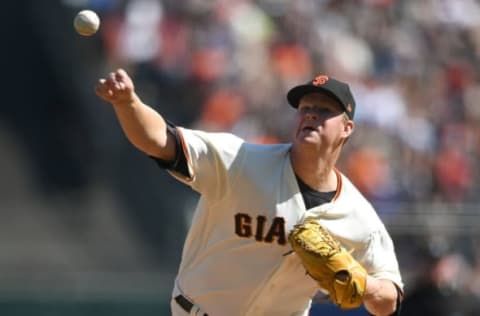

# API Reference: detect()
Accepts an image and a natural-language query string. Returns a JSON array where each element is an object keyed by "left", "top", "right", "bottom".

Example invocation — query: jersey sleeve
[
  {"left": 333, "top": 175, "right": 404, "bottom": 291},
  {"left": 362, "top": 227, "right": 404, "bottom": 290},
  {"left": 168, "top": 127, "right": 245, "bottom": 199}
]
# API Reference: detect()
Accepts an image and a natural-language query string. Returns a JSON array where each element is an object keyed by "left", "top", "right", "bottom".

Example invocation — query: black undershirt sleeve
[
  {"left": 150, "top": 121, "right": 190, "bottom": 178},
  {"left": 391, "top": 283, "right": 403, "bottom": 316}
]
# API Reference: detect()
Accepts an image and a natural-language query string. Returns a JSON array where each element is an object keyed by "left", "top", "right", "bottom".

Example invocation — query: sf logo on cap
[
  {"left": 312, "top": 75, "right": 329, "bottom": 86},
  {"left": 346, "top": 104, "right": 353, "bottom": 114}
]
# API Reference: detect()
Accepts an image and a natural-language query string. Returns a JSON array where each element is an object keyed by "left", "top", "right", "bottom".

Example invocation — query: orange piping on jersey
[
  {"left": 176, "top": 127, "right": 195, "bottom": 182},
  {"left": 332, "top": 168, "right": 342, "bottom": 201}
]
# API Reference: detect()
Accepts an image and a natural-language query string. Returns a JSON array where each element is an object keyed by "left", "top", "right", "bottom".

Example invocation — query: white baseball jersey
[{"left": 167, "top": 127, "right": 403, "bottom": 316}]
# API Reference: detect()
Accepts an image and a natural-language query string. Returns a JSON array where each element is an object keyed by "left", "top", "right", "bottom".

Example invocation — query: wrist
[{"left": 112, "top": 92, "right": 139, "bottom": 109}]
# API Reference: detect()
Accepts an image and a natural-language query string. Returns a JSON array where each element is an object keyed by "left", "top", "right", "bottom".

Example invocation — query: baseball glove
[{"left": 288, "top": 217, "right": 367, "bottom": 309}]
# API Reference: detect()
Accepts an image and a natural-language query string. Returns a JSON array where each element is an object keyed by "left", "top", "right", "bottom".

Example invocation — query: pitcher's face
[{"left": 293, "top": 92, "right": 353, "bottom": 148}]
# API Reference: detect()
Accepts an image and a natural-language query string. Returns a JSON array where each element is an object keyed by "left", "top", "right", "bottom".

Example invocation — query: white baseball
[{"left": 74, "top": 10, "right": 100, "bottom": 36}]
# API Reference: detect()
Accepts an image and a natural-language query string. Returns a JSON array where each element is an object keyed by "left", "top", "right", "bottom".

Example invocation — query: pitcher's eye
[
  {"left": 298, "top": 105, "right": 333, "bottom": 115},
  {"left": 298, "top": 106, "right": 311, "bottom": 114}
]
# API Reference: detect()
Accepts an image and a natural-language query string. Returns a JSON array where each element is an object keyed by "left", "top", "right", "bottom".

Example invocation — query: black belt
[{"left": 174, "top": 295, "right": 209, "bottom": 316}]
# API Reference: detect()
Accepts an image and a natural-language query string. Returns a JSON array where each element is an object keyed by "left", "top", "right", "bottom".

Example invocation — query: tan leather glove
[{"left": 288, "top": 217, "right": 367, "bottom": 309}]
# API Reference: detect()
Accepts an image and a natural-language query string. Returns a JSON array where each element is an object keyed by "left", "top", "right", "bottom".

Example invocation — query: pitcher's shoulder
[{"left": 337, "top": 173, "right": 372, "bottom": 203}]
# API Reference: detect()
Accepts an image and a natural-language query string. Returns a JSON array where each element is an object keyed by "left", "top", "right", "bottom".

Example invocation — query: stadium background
[{"left": 1, "top": 0, "right": 480, "bottom": 315}]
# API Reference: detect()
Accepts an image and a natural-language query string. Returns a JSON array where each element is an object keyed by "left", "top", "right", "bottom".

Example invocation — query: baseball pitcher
[{"left": 96, "top": 69, "right": 403, "bottom": 316}]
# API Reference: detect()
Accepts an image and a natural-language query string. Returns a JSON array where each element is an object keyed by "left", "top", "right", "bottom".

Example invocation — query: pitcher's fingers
[
  {"left": 115, "top": 68, "right": 128, "bottom": 80},
  {"left": 117, "top": 82, "right": 126, "bottom": 90},
  {"left": 114, "top": 70, "right": 128, "bottom": 91},
  {"left": 96, "top": 88, "right": 114, "bottom": 100},
  {"left": 109, "top": 72, "right": 117, "bottom": 82},
  {"left": 104, "top": 74, "right": 118, "bottom": 90},
  {"left": 106, "top": 72, "right": 117, "bottom": 88}
]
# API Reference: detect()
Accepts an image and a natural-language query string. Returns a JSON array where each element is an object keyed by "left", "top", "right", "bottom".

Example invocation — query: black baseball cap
[{"left": 287, "top": 75, "right": 356, "bottom": 120}]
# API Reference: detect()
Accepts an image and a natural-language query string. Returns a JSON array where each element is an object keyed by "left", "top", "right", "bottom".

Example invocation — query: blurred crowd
[
  {"left": 92, "top": 0, "right": 480, "bottom": 205},
  {"left": 78, "top": 0, "right": 480, "bottom": 314}
]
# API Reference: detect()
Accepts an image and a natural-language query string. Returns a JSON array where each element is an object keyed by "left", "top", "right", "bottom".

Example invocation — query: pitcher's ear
[{"left": 343, "top": 119, "right": 354, "bottom": 138}]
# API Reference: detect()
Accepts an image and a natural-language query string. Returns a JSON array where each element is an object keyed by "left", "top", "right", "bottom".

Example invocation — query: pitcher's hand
[{"left": 95, "top": 69, "right": 136, "bottom": 107}]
